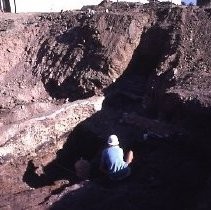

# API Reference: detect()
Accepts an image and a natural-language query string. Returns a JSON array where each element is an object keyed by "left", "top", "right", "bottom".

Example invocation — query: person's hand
[{"left": 125, "top": 150, "right": 133, "bottom": 164}]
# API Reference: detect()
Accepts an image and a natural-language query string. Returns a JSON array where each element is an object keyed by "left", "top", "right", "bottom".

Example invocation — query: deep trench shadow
[
  {"left": 103, "top": 22, "right": 178, "bottom": 120},
  {"left": 22, "top": 99, "right": 211, "bottom": 210},
  {"left": 23, "top": 19, "right": 211, "bottom": 209},
  {"left": 22, "top": 98, "right": 142, "bottom": 189},
  {"left": 23, "top": 23, "right": 167, "bottom": 189},
  {"left": 48, "top": 138, "right": 211, "bottom": 210},
  {"left": 45, "top": 25, "right": 211, "bottom": 209}
]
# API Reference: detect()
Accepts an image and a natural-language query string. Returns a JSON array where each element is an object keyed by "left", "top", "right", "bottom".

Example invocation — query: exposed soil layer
[{"left": 0, "top": 1, "right": 211, "bottom": 210}]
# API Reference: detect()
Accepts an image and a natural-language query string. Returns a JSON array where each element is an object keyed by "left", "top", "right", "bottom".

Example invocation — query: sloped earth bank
[{"left": 0, "top": 2, "right": 211, "bottom": 210}]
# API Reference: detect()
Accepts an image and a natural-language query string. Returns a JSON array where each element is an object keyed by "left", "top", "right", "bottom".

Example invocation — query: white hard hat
[{"left": 107, "top": 135, "right": 119, "bottom": 146}]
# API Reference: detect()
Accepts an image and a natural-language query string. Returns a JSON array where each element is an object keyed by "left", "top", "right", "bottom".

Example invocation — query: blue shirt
[{"left": 101, "top": 145, "right": 128, "bottom": 175}]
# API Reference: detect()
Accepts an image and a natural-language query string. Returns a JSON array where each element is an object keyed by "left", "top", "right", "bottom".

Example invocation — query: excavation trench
[
  {"left": 21, "top": 21, "right": 177, "bottom": 189},
  {"left": 1, "top": 5, "right": 211, "bottom": 210},
  {"left": 21, "top": 123, "right": 211, "bottom": 210},
  {"left": 18, "top": 88, "right": 211, "bottom": 210}
]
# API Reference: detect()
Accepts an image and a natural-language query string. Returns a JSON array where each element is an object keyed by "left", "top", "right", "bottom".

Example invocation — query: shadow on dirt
[
  {"left": 48, "top": 135, "right": 210, "bottom": 210},
  {"left": 23, "top": 20, "right": 211, "bottom": 209},
  {"left": 33, "top": 24, "right": 105, "bottom": 101},
  {"left": 23, "top": 123, "right": 104, "bottom": 189},
  {"left": 22, "top": 90, "right": 211, "bottom": 210}
]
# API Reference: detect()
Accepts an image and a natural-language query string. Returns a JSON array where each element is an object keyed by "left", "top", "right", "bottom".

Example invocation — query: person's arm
[{"left": 125, "top": 150, "right": 133, "bottom": 164}]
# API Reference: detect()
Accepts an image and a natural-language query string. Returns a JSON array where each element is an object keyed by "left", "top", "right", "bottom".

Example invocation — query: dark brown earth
[{"left": 0, "top": 1, "right": 211, "bottom": 210}]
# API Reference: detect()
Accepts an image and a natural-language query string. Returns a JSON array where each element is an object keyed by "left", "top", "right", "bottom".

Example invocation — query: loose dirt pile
[{"left": 0, "top": 1, "right": 211, "bottom": 210}]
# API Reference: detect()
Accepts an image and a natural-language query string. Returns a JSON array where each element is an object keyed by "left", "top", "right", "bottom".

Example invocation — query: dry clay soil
[{"left": 0, "top": 2, "right": 211, "bottom": 210}]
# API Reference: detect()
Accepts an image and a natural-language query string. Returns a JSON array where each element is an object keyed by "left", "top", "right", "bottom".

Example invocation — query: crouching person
[{"left": 100, "top": 135, "right": 133, "bottom": 181}]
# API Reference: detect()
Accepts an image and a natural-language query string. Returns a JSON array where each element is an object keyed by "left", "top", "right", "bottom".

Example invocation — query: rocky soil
[{"left": 0, "top": 1, "right": 211, "bottom": 210}]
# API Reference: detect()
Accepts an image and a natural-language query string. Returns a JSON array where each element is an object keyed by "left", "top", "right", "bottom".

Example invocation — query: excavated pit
[
  {"left": 0, "top": 3, "right": 211, "bottom": 210},
  {"left": 21, "top": 104, "right": 211, "bottom": 210}
]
